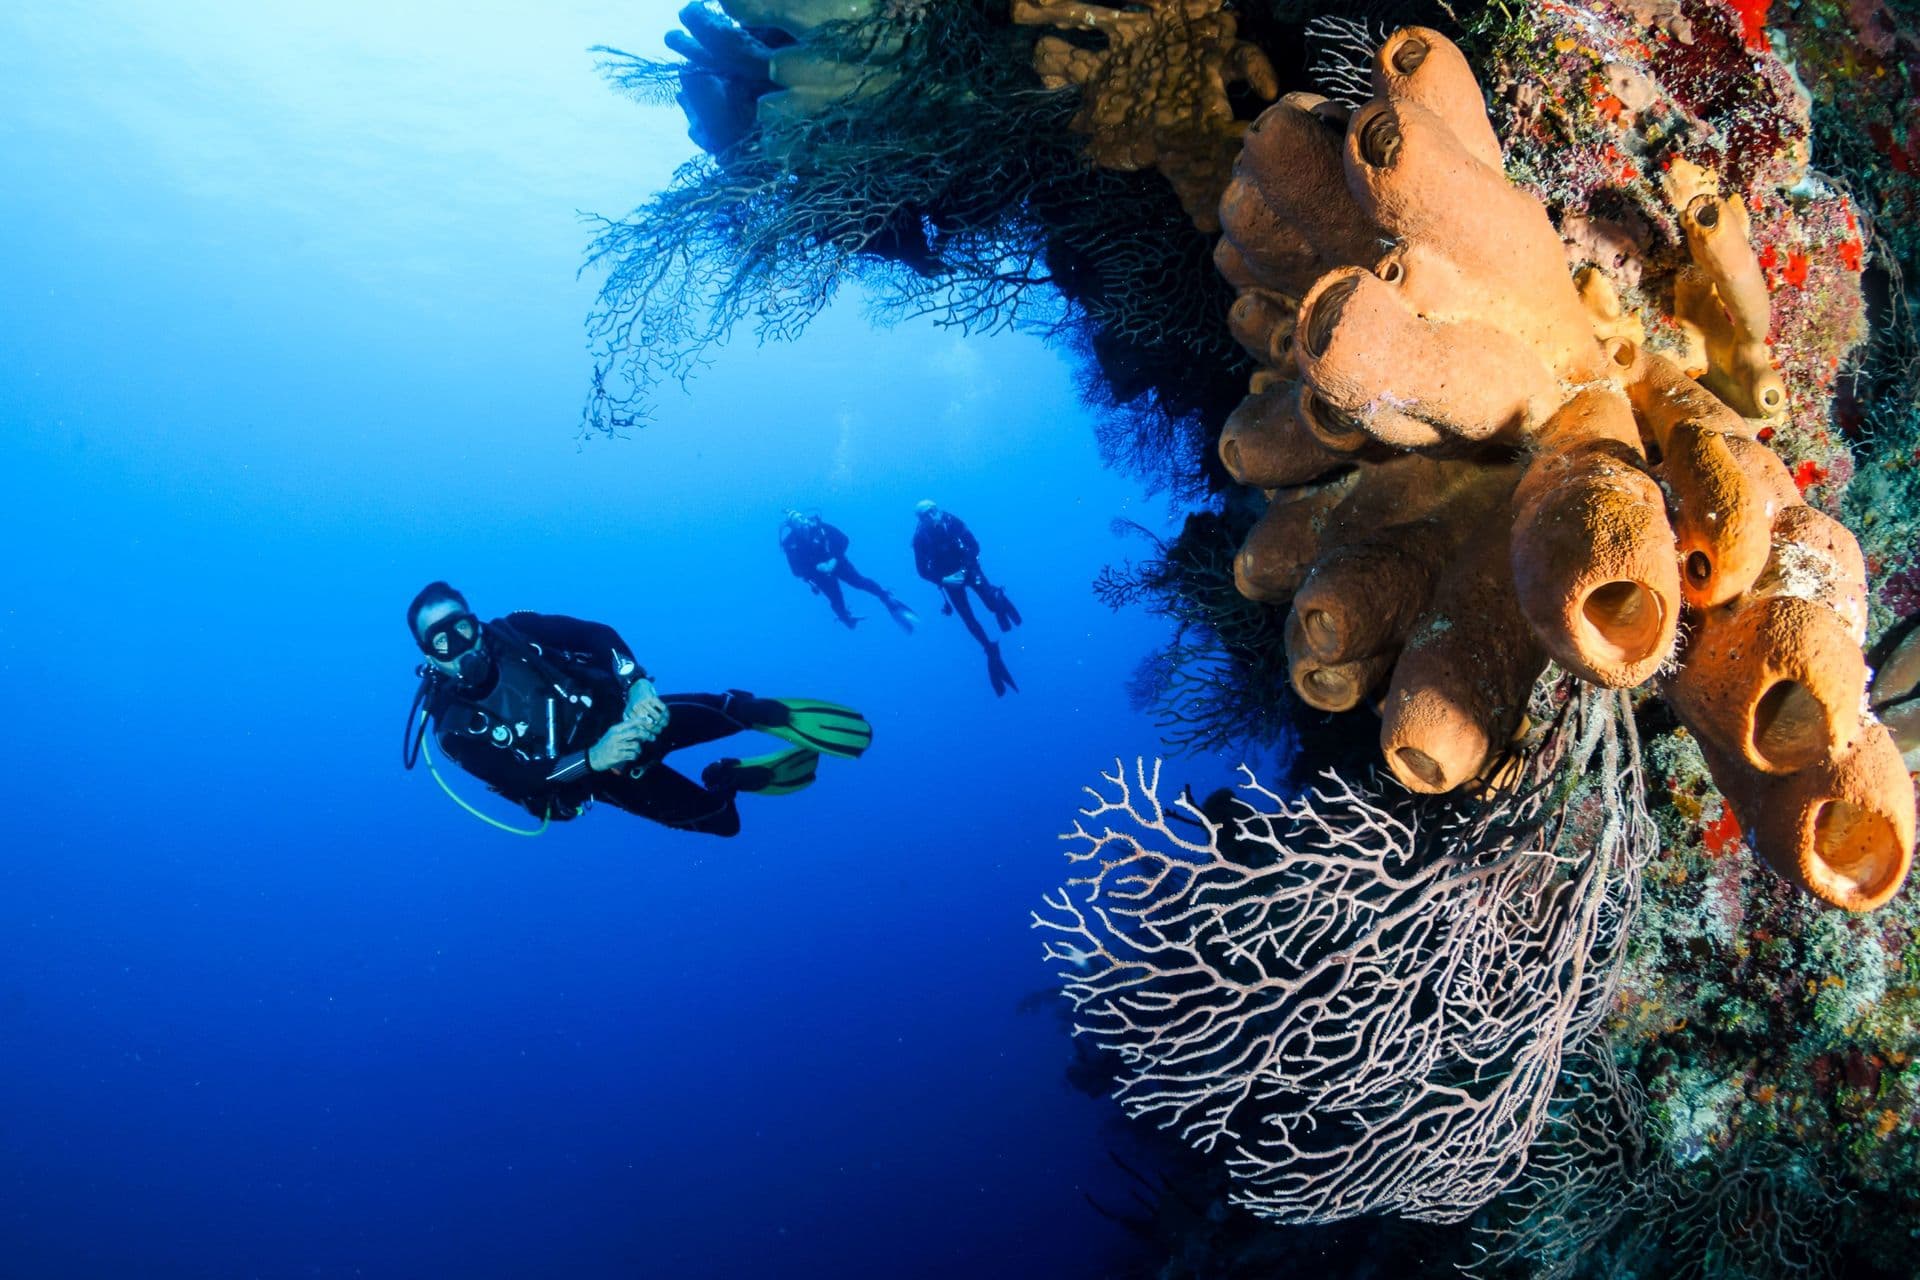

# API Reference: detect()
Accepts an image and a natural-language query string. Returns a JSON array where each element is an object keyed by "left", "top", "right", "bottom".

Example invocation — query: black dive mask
[{"left": 421, "top": 611, "right": 485, "bottom": 679}]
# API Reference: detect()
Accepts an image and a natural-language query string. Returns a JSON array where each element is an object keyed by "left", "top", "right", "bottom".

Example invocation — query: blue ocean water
[{"left": 0, "top": 4, "right": 1237, "bottom": 1276}]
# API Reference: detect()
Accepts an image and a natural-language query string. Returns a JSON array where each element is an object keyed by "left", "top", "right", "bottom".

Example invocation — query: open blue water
[{"left": 0, "top": 4, "right": 1236, "bottom": 1276}]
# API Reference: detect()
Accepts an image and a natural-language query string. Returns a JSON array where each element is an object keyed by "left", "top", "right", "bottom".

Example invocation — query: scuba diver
[
  {"left": 911, "top": 500, "right": 1022, "bottom": 697},
  {"left": 401, "top": 582, "right": 872, "bottom": 837},
  {"left": 779, "top": 510, "right": 917, "bottom": 632}
]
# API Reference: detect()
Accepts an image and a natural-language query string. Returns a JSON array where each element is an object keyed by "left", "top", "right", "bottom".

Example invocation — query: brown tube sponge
[
  {"left": 1218, "top": 181, "right": 1321, "bottom": 292},
  {"left": 1233, "top": 476, "right": 1356, "bottom": 602},
  {"left": 1675, "top": 191, "right": 1788, "bottom": 419},
  {"left": 1218, "top": 382, "right": 1351, "bottom": 489},
  {"left": 1510, "top": 393, "right": 1680, "bottom": 687},
  {"left": 1622, "top": 345, "right": 1756, "bottom": 453},
  {"left": 1293, "top": 540, "right": 1442, "bottom": 664},
  {"left": 1227, "top": 288, "right": 1299, "bottom": 365},
  {"left": 1703, "top": 722, "right": 1916, "bottom": 912},
  {"left": 1223, "top": 93, "right": 1385, "bottom": 289},
  {"left": 1204, "top": 25, "right": 1912, "bottom": 905},
  {"left": 1297, "top": 268, "right": 1560, "bottom": 448},
  {"left": 1368, "top": 28, "right": 1502, "bottom": 172},
  {"left": 1668, "top": 597, "right": 1868, "bottom": 774},
  {"left": 1661, "top": 421, "right": 1800, "bottom": 609},
  {"left": 1338, "top": 102, "right": 1601, "bottom": 379},
  {"left": 1663, "top": 483, "right": 1903, "bottom": 903},
  {"left": 1380, "top": 528, "right": 1546, "bottom": 793},
  {"left": 1750, "top": 506, "right": 1869, "bottom": 642}
]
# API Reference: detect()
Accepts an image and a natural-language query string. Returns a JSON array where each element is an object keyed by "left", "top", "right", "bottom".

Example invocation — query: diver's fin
[
  {"left": 755, "top": 697, "right": 874, "bottom": 758},
  {"left": 984, "top": 585, "right": 1021, "bottom": 632},
  {"left": 884, "top": 598, "right": 918, "bottom": 634},
  {"left": 703, "top": 746, "right": 820, "bottom": 796},
  {"left": 985, "top": 642, "right": 1018, "bottom": 697}
]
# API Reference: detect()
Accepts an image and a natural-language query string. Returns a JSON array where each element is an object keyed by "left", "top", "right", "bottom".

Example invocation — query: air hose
[{"left": 404, "top": 668, "right": 549, "bottom": 837}]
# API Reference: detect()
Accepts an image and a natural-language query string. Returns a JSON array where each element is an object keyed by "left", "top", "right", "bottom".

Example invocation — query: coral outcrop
[
  {"left": 1011, "top": 0, "right": 1279, "bottom": 230},
  {"left": 1213, "top": 26, "right": 1915, "bottom": 911}
]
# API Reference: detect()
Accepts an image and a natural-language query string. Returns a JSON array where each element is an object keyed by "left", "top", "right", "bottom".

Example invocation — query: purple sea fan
[{"left": 1036, "top": 682, "right": 1656, "bottom": 1224}]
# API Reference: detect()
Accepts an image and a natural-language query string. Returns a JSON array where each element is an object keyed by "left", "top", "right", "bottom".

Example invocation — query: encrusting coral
[
  {"left": 1010, "top": 0, "right": 1279, "bottom": 231},
  {"left": 1211, "top": 25, "right": 1915, "bottom": 912}
]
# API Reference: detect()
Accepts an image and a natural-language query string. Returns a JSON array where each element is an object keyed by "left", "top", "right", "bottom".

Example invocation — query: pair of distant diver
[{"left": 778, "top": 501, "right": 1022, "bottom": 697}]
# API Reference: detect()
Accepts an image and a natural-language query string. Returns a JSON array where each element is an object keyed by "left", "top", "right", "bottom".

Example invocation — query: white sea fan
[{"left": 1036, "top": 680, "right": 1655, "bottom": 1223}]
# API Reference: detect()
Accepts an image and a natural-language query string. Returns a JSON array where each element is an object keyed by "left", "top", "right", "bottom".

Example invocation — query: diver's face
[{"left": 415, "top": 598, "right": 484, "bottom": 680}]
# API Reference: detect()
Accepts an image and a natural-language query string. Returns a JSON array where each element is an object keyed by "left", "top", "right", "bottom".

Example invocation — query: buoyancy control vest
[{"left": 427, "top": 618, "right": 627, "bottom": 813}]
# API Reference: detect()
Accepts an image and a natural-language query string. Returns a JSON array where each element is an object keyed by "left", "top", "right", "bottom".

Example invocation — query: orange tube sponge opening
[
  {"left": 1668, "top": 596, "right": 1868, "bottom": 774},
  {"left": 1368, "top": 27, "right": 1502, "bottom": 172},
  {"left": 1292, "top": 541, "right": 1438, "bottom": 665},
  {"left": 1286, "top": 611, "right": 1394, "bottom": 712},
  {"left": 1707, "top": 723, "right": 1917, "bottom": 912},
  {"left": 1511, "top": 440, "right": 1679, "bottom": 687}
]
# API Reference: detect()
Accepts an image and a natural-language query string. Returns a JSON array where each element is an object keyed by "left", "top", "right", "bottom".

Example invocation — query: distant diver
[
  {"left": 401, "top": 582, "right": 871, "bottom": 836},
  {"left": 779, "top": 510, "right": 918, "bottom": 632},
  {"left": 911, "top": 500, "right": 1022, "bottom": 696}
]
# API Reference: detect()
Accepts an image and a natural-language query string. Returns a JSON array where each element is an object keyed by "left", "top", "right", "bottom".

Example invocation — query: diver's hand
[
  {"left": 816, "top": 558, "right": 837, "bottom": 575},
  {"left": 625, "top": 679, "right": 669, "bottom": 740},
  {"left": 589, "top": 721, "right": 648, "bottom": 772},
  {"left": 942, "top": 570, "right": 967, "bottom": 585}
]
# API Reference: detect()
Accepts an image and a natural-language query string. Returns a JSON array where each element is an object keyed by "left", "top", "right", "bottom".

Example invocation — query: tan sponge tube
[{"left": 1208, "top": 26, "right": 1916, "bottom": 908}]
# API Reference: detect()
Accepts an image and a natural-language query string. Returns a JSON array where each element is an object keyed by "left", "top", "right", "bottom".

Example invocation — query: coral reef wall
[{"left": 585, "top": 2, "right": 1920, "bottom": 1270}]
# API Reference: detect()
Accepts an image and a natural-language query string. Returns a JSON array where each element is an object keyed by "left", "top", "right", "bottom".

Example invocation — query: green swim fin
[
  {"left": 705, "top": 745, "right": 820, "bottom": 796},
  {"left": 757, "top": 697, "right": 873, "bottom": 759}
]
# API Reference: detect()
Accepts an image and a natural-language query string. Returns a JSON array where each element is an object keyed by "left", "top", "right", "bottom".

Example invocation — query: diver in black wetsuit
[
  {"left": 911, "top": 501, "right": 1022, "bottom": 696},
  {"left": 779, "top": 510, "right": 917, "bottom": 632},
  {"left": 403, "top": 583, "right": 871, "bottom": 837}
]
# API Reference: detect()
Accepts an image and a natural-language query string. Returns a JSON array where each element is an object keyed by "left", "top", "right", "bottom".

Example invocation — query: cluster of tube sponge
[{"left": 1211, "top": 28, "right": 1915, "bottom": 910}]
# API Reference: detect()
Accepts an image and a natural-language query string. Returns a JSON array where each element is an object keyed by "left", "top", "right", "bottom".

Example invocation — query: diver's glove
[{"left": 817, "top": 559, "right": 838, "bottom": 575}]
